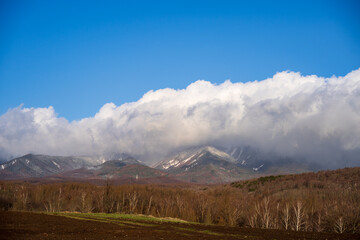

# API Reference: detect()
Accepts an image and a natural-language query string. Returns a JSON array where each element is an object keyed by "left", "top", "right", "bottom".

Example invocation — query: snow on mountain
[
  {"left": 154, "top": 146, "right": 235, "bottom": 171},
  {"left": 253, "top": 164, "right": 264, "bottom": 171},
  {"left": 153, "top": 146, "right": 258, "bottom": 183},
  {"left": 60, "top": 157, "right": 169, "bottom": 182},
  {"left": 0, "top": 154, "right": 93, "bottom": 179},
  {"left": 75, "top": 152, "right": 133, "bottom": 165},
  {"left": 0, "top": 151, "right": 142, "bottom": 180},
  {"left": 225, "top": 146, "right": 260, "bottom": 166}
]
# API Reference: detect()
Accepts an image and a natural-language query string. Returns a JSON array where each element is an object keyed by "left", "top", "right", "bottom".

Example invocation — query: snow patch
[
  {"left": 253, "top": 164, "right": 264, "bottom": 171},
  {"left": 230, "top": 148, "right": 237, "bottom": 157},
  {"left": 52, "top": 161, "right": 61, "bottom": 169},
  {"left": 158, "top": 146, "right": 234, "bottom": 170},
  {"left": 205, "top": 146, "right": 230, "bottom": 159},
  {"left": 183, "top": 155, "right": 195, "bottom": 164},
  {"left": 162, "top": 159, "right": 180, "bottom": 169}
]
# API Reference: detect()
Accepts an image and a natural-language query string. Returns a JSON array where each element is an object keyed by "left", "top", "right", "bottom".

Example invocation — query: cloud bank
[{"left": 1, "top": 69, "right": 360, "bottom": 168}]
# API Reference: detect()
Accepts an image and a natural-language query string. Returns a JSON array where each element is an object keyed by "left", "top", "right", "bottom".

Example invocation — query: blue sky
[{"left": 1, "top": 0, "right": 360, "bottom": 121}]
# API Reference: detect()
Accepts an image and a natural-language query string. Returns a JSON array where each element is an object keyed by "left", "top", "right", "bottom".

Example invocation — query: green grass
[
  {"left": 45, "top": 212, "right": 253, "bottom": 239},
  {"left": 49, "top": 212, "right": 192, "bottom": 224}
]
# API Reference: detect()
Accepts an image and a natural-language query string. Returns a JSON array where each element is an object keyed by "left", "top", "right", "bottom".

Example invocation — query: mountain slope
[
  {"left": 154, "top": 146, "right": 253, "bottom": 183},
  {"left": 0, "top": 147, "right": 313, "bottom": 184},
  {"left": 225, "top": 146, "right": 260, "bottom": 166},
  {"left": 225, "top": 146, "right": 312, "bottom": 174},
  {"left": 0, "top": 154, "right": 92, "bottom": 179},
  {"left": 154, "top": 146, "right": 235, "bottom": 170},
  {"left": 60, "top": 157, "right": 169, "bottom": 181},
  {"left": 230, "top": 167, "right": 360, "bottom": 193}
]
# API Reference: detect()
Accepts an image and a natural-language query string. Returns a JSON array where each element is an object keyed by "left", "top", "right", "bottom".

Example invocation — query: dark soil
[{"left": 0, "top": 211, "right": 358, "bottom": 240}]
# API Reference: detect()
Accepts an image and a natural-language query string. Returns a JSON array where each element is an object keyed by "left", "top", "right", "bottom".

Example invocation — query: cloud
[{"left": 1, "top": 69, "right": 360, "bottom": 168}]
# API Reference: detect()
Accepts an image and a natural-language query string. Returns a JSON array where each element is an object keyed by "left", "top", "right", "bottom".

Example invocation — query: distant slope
[
  {"left": 224, "top": 146, "right": 312, "bottom": 174},
  {"left": 0, "top": 154, "right": 92, "bottom": 179},
  {"left": 230, "top": 167, "right": 360, "bottom": 192},
  {"left": 58, "top": 157, "right": 176, "bottom": 183},
  {"left": 154, "top": 146, "right": 236, "bottom": 170},
  {"left": 154, "top": 145, "right": 314, "bottom": 183},
  {"left": 225, "top": 146, "right": 260, "bottom": 166},
  {"left": 0, "top": 147, "right": 314, "bottom": 184},
  {"left": 154, "top": 146, "right": 253, "bottom": 183}
]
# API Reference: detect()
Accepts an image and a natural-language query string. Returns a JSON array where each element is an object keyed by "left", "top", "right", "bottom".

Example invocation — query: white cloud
[{"left": 1, "top": 69, "right": 360, "bottom": 168}]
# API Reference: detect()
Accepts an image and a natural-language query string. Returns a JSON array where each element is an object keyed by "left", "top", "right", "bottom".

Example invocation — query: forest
[{"left": 1, "top": 167, "right": 359, "bottom": 234}]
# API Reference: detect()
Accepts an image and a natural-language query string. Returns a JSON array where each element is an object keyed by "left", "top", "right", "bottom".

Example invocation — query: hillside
[
  {"left": 0, "top": 150, "right": 354, "bottom": 185},
  {"left": 230, "top": 167, "right": 360, "bottom": 192},
  {"left": 53, "top": 158, "right": 179, "bottom": 184},
  {"left": 0, "top": 154, "right": 93, "bottom": 179},
  {"left": 154, "top": 146, "right": 254, "bottom": 183}
]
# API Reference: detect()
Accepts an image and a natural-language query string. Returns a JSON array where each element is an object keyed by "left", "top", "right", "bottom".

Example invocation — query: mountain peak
[
  {"left": 201, "top": 146, "right": 234, "bottom": 160},
  {"left": 153, "top": 146, "right": 235, "bottom": 170},
  {"left": 120, "top": 157, "right": 142, "bottom": 165}
]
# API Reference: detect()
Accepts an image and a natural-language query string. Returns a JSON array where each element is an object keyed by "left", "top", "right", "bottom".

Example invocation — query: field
[{"left": 0, "top": 211, "right": 359, "bottom": 240}]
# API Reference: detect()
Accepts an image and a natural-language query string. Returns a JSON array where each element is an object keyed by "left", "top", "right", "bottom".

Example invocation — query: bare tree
[
  {"left": 255, "top": 197, "right": 271, "bottom": 229},
  {"left": 274, "top": 202, "right": 280, "bottom": 229},
  {"left": 80, "top": 191, "right": 94, "bottom": 213},
  {"left": 262, "top": 197, "right": 271, "bottom": 229},
  {"left": 195, "top": 194, "right": 208, "bottom": 223},
  {"left": 247, "top": 211, "right": 258, "bottom": 228},
  {"left": 282, "top": 203, "right": 290, "bottom": 230},
  {"left": 334, "top": 216, "right": 346, "bottom": 233},
  {"left": 315, "top": 212, "right": 324, "bottom": 232},
  {"left": 293, "top": 201, "right": 304, "bottom": 231},
  {"left": 56, "top": 187, "right": 62, "bottom": 212},
  {"left": 146, "top": 195, "right": 153, "bottom": 215},
  {"left": 228, "top": 205, "right": 242, "bottom": 227},
  {"left": 18, "top": 185, "right": 28, "bottom": 210},
  {"left": 128, "top": 191, "right": 138, "bottom": 214},
  {"left": 103, "top": 180, "right": 115, "bottom": 213}
]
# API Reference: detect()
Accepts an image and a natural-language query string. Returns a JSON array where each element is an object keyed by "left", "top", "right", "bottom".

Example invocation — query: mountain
[
  {"left": 154, "top": 146, "right": 254, "bottom": 183},
  {"left": 154, "top": 146, "right": 235, "bottom": 170},
  {"left": 0, "top": 154, "right": 93, "bottom": 179},
  {"left": 224, "top": 146, "right": 312, "bottom": 174},
  {"left": 0, "top": 153, "right": 179, "bottom": 183},
  {"left": 0, "top": 158, "right": 7, "bottom": 164},
  {"left": 54, "top": 157, "right": 178, "bottom": 183},
  {"left": 225, "top": 146, "right": 260, "bottom": 166},
  {"left": 0, "top": 147, "right": 313, "bottom": 184},
  {"left": 74, "top": 152, "right": 133, "bottom": 166},
  {"left": 154, "top": 145, "right": 312, "bottom": 183}
]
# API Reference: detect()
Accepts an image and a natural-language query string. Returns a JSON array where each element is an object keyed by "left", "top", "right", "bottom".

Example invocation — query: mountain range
[{"left": 0, "top": 146, "right": 311, "bottom": 184}]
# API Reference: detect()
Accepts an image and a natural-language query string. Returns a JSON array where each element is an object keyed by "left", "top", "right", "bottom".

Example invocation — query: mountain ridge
[{"left": 0, "top": 146, "right": 313, "bottom": 183}]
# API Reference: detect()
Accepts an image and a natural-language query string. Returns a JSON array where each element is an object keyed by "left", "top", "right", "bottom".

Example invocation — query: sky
[
  {"left": 0, "top": 0, "right": 360, "bottom": 167},
  {"left": 1, "top": 0, "right": 360, "bottom": 120}
]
